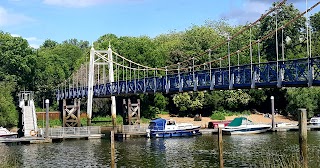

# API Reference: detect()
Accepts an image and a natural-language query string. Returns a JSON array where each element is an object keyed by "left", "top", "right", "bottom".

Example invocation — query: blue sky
[{"left": 0, "top": 0, "right": 319, "bottom": 48}]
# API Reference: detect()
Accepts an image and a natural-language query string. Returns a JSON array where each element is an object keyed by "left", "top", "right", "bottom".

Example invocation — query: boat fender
[{"left": 30, "top": 130, "right": 37, "bottom": 136}]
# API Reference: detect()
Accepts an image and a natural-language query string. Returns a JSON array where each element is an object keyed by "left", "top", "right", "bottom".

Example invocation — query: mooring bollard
[
  {"left": 111, "top": 130, "right": 116, "bottom": 168},
  {"left": 218, "top": 127, "right": 224, "bottom": 168},
  {"left": 298, "top": 108, "right": 307, "bottom": 168},
  {"left": 45, "top": 99, "right": 49, "bottom": 139}
]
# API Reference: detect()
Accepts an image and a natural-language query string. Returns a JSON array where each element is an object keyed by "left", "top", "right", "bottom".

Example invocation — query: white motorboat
[
  {"left": 146, "top": 118, "right": 201, "bottom": 138},
  {"left": 222, "top": 117, "right": 271, "bottom": 135},
  {"left": 0, "top": 127, "right": 18, "bottom": 138},
  {"left": 309, "top": 117, "right": 320, "bottom": 125}
]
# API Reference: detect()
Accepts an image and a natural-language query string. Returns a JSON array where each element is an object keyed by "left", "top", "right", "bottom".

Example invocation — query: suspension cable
[
  {"left": 282, "top": 27, "right": 285, "bottom": 61},
  {"left": 160, "top": 0, "right": 287, "bottom": 70},
  {"left": 191, "top": 1, "right": 319, "bottom": 69}
]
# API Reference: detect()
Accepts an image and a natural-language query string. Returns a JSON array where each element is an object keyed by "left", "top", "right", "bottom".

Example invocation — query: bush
[
  {"left": 37, "top": 119, "right": 62, "bottom": 128},
  {"left": 210, "top": 112, "right": 226, "bottom": 120},
  {"left": 210, "top": 109, "right": 250, "bottom": 120},
  {"left": 140, "top": 117, "right": 150, "bottom": 124}
]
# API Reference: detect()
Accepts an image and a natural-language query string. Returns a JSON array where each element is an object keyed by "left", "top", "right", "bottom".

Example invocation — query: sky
[{"left": 0, "top": 0, "right": 319, "bottom": 49}]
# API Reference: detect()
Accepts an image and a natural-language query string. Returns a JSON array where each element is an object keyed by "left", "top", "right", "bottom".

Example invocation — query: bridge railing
[
  {"left": 47, "top": 126, "right": 101, "bottom": 137},
  {"left": 56, "top": 57, "right": 320, "bottom": 100}
]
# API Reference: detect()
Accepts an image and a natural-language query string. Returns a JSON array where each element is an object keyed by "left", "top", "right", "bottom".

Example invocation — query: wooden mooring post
[
  {"left": 218, "top": 127, "right": 224, "bottom": 168},
  {"left": 111, "top": 130, "right": 116, "bottom": 168},
  {"left": 298, "top": 108, "right": 307, "bottom": 168}
]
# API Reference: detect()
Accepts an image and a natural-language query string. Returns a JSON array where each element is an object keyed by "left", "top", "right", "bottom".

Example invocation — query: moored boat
[
  {"left": 208, "top": 120, "right": 232, "bottom": 129},
  {"left": 0, "top": 127, "right": 18, "bottom": 138},
  {"left": 146, "top": 118, "right": 201, "bottom": 138},
  {"left": 222, "top": 117, "right": 271, "bottom": 135},
  {"left": 309, "top": 117, "right": 320, "bottom": 125}
]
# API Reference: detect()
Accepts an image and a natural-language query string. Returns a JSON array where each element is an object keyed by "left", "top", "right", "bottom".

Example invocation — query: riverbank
[{"left": 157, "top": 113, "right": 298, "bottom": 128}]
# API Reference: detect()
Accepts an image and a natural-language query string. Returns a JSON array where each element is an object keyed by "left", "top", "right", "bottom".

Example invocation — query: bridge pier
[
  {"left": 62, "top": 99, "right": 81, "bottom": 127},
  {"left": 122, "top": 98, "right": 141, "bottom": 125}
]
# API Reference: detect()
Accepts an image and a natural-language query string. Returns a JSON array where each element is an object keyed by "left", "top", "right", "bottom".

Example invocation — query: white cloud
[
  {"left": 0, "top": 6, "right": 34, "bottom": 26},
  {"left": 221, "top": 0, "right": 319, "bottom": 25},
  {"left": 29, "top": 43, "right": 40, "bottom": 49},
  {"left": 10, "top": 33, "right": 43, "bottom": 49},
  {"left": 220, "top": 1, "right": 269, "bottom": 25},
  {"left": 43, "top": 0, "right": 111, "bottom": 8}
]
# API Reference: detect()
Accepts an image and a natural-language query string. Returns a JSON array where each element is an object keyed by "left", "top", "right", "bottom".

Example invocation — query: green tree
[
  {"left": 223, "top": 90, "right": 251, "bottom": 110},
  {"left": 310, "top": 12, "right": 320, "bottom": 57},
  {"left": 41, "top": 39, "right": 58, "bottom": 49},
  {"left": 286, "top": 88, "right": 320, "bottom": 118},
  {"left": 63, "top": 38, "right": 89, "bottom": 50},
  {"left": 173, "top": 92, "right": 192, "bottom": 112},
  {"left": 154, "top": 93, "right": 169, "bottom": 113},
  {"left": 0, "top": 81, "right": 18, "bottom": 127},
  {"left": 172, "top": 92, "right": 205, "bottom": 113},
  {"left": 310, "top": 12, "right": 320, "bottom": 32},
  {"left": 0, "top": 32, "right": 33, "bottom": 89},
  {"left": 258, "top": 3, "right": 306, "bottom": 60}
]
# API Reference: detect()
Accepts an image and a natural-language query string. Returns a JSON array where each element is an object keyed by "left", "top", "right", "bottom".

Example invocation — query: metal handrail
[
  {"left": 47, "top": 126, "right": 101, "bottom": 137},
  {"left": 122, "top": 125, "right": 148, "bottom": 133}
]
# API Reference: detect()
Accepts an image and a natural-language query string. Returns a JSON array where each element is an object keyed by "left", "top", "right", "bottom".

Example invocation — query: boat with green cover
[{"left": 222, "top": 117, "right": 271, "bottom": 135}]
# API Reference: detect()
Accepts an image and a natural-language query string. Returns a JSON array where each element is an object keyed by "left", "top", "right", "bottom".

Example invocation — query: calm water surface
[{"left": 1, "top": 132, "right": 320, "bottom": 168}]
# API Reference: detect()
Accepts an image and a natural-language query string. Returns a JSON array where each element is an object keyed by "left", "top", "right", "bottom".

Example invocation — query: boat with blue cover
[
  {"left": 146, "top": 118, "right": 201, "bottom": 138},
  {"left": 222, "top": 117, "right": 271, "bottom": 135}
]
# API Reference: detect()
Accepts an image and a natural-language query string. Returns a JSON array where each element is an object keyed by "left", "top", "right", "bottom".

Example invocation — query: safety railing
[
  {"left": 122, "top": 125, "right": 149, "bottom": 133},
  {"left": 47, "top": 126, "right": 101, "bottom": 137}
]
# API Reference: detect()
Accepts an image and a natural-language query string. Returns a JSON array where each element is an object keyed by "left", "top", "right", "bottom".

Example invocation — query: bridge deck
[{"left": 56, "top": 57, "right": 320, "bottom": 100}]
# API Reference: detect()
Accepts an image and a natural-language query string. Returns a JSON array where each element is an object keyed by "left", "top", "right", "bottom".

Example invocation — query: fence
[{"left": 46, "top": 126, "right": 101, "bottom": 138}]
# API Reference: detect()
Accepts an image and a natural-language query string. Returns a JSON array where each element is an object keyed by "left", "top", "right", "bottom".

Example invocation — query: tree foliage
[
  {"left": 0, "top": 81, "right": 18, "bottom": 127},
  {"left": 286, "top": 88, "right": 320, "bottom": 118},
  {"left": 259, "top": 3, "right": 306, "bottom": 60}
]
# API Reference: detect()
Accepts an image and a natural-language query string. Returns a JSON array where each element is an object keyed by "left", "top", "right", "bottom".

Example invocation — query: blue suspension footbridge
[{"left": 55, "top": 0, "right": 320, "bottom": 126}]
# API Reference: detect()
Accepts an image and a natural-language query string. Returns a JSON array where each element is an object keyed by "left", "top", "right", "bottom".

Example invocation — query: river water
[{"left": 1, "top": 132, "right": 320, "bottom": 168}]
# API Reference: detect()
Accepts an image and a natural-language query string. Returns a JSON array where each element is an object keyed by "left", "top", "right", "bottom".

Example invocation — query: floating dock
[{"left": 0, "top": 137, "right": 52, "bottom": 144}]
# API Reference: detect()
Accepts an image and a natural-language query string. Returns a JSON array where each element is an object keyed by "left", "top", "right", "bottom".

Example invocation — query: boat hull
[
  {"left": 0, "top": 133, "right": 18, "bottom": 138},
  {"left": 222, "top": 126, "right": 270, "bottom": 135},
  {"left": 147, "top": 128, "right": 201, "bottom": 138}
]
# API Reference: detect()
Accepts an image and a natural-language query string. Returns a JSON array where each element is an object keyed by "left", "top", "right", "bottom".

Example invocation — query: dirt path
[{"left": 157, "top": 114, "right": 297, "bottom": 128}]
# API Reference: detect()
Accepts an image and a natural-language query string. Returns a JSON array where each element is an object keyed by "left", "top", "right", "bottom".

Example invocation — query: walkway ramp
[{"left": 19, "top": 91, "right": 38, "bottom": 137}]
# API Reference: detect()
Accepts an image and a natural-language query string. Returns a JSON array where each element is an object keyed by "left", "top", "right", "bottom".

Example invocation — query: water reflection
[{"left": 1, "top": 132, "right": 320, "bottom": 167}]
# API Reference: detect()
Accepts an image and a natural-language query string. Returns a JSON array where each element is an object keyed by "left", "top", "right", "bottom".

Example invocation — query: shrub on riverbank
[{"left": 210, "top": 110, "right": 250, "bottom": 120}]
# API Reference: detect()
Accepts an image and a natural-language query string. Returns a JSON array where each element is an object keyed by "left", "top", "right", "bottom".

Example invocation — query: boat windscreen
[{"left": 148, "top": 122, "right": 156, "bottom": 129}]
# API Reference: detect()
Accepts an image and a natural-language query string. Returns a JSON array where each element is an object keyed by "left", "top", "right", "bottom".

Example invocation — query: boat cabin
[
  {"left": 148, "top": 119, "right": 178, "bottom": 131},
  {"left": 310, "top": 117, "right": 320, "bottom": 125}
]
